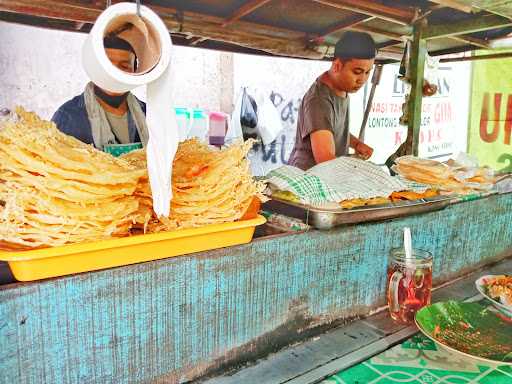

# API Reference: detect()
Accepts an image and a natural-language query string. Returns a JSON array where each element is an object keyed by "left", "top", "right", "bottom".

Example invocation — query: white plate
[{"left": 475, "top": 275, "right": 512, "bottom": 318}]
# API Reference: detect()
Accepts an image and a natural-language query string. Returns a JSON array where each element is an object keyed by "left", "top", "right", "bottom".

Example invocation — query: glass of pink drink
[{"left": 387, "top": 249, "right": 433, "bottom": 324}]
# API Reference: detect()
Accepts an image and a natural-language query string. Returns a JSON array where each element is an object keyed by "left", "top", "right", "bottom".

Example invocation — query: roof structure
[{"left": 0, "top": 0, "right": 511, "bottom": 61}]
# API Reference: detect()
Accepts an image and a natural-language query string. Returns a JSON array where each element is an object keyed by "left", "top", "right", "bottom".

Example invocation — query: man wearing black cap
[
  {"left": 288, "top": 31, "right": 376, "bottom": 170},
  {"left": 52, "top": 35, "right": 148, "bottom": 153}
]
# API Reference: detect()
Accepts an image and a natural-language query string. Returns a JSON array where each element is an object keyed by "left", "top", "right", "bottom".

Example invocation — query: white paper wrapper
[{"left": 82, "top": 2, "right": 178, "bottom": 217}]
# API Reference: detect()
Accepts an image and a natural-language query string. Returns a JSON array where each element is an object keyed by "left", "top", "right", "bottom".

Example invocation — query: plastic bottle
[
  {"left": 188, "top": 109, "right": 208, "bottom": 142},
  {"left": 174, "top": 107, "right": 192, "bottom": 142}
]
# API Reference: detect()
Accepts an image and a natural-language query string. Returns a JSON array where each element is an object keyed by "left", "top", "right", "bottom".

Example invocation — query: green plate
[{"left": 415, "top": 301, "right": 512, "bottom": 365}]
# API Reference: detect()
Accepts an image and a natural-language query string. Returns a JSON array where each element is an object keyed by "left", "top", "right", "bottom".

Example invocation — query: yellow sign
[{"left": 468, "top": 50, "right": 512, "bottom": 172}]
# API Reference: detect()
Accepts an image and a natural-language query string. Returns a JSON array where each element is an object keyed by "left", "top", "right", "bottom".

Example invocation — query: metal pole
[
  {"left": 136, "top": 0, "right": 141, "bottom": 17},
  {"left": 359, "top": 64, "right": 383, "bottom": 142}
]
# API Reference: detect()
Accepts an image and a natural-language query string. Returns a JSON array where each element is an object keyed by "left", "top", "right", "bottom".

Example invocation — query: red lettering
[
  {"left": 394, "top": 131, "right": 403, "bottom": 145},
  {"left": 434, "top": 102, "right": 452, "bottom": 124},
  {"left": 480, "top": 92, "right": 501, "bottom": 143},
  {"left": 434, "top": 104, "right": 441, "bottom": 124},
  {"left": 505, "top": 95, "right": 512, "bottom": 145}
]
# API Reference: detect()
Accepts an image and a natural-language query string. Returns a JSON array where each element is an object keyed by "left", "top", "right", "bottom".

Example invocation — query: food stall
[{"left": 0, "top": 1, "right": 511, "bottom": 383}]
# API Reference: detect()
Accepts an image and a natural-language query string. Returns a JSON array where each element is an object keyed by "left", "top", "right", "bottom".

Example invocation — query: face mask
[{"left": 94, "top": 85, "right": 129, "bottom": 108}]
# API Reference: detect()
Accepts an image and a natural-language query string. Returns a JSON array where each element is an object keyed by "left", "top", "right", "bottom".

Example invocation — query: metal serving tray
[{"left": 262, "top": 196, "right": 454, "bottom": 230}]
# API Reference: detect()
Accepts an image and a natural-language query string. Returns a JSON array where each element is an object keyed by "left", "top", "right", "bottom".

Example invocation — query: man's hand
[
  {"left": 354, "top": 141, "right": 374, "bottom": 160},
  {"left": 349, "top": 134, "right": 373, "bottom": 160}
]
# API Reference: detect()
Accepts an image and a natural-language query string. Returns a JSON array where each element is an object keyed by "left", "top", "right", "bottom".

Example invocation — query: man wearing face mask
[
  {"left": 52, "top": 34, "right": 148, "bottom": 153},
  {"left": 288, "top": 31, "right": 376, "bottom": 170}
]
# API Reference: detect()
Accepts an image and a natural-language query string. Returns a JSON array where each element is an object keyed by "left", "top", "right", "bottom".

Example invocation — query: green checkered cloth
[
  {"left": 266, "top": 165, "right": 340, "bottom": 204},
  {"left": 265, "top": 158, "right": 430, "bottom": 205}
]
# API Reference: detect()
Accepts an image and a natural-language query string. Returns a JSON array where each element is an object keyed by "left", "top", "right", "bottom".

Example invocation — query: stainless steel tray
[{"left": 262, "top": 196, "right": 454, "bottom": 230}]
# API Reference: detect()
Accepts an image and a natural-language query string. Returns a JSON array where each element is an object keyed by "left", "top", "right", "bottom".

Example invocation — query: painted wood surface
[{"left": 1, "top": 195, "right": 511, "bottom": 384}]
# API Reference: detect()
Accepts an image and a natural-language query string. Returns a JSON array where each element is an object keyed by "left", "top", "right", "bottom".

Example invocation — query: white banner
[{"left": 350, "top": 63, "right": 471, "bottom": 164}]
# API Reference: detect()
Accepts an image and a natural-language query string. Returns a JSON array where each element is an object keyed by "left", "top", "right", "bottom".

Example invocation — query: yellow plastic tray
[{"left": 0, "top": 215, "right": 266, "bottom": 281}]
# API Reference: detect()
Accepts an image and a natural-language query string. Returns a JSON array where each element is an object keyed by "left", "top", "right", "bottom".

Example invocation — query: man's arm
[{"left": 311, "top": 129, "right": 336, "bottom": 164}]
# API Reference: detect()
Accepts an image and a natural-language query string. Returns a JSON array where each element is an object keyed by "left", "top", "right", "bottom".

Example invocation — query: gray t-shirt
[
  {"left": 105, "top": 110, "right": 130, "bottom": 144},
  {"left": 288, "top": 78, "right": 350, "bottom": 170}
]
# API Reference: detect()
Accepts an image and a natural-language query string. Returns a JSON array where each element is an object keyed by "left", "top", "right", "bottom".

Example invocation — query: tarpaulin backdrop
[{"left": 468, "top": 50, "right": 512, "bottom": 173}]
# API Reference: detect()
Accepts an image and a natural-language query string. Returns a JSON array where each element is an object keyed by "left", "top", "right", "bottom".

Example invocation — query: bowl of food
[
  {"left": 475, "top": 275, "right": 512, "bottom": 318},
  {"left": 415, "top": 301, "right": 512, "bottom": 365}
]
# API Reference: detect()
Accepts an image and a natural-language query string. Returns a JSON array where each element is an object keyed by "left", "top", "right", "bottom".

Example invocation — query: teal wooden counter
[{"left": 1, "top": 194, "right": 511, "bottom": 384}]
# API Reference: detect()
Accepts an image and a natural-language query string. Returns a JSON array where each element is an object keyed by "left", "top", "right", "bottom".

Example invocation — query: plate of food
[
  {"left": 415, "top": 301, "right": 512, "bottom": 365},
  {"left": 475, "top": 275, "right": 512, "bottom": 318}
]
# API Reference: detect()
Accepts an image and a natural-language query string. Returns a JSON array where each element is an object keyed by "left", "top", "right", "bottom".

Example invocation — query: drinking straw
[{"left": 404, "top": 227, "right": 413, "bottom": 264}]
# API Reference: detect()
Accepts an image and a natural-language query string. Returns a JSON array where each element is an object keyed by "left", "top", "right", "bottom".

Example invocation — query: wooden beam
[
  {"left": 379, "top": 35, "right": 491, "bottom": 50},
  {"left": 424, "top": 13, "right": 512, "bottom": 39},
  {"left": 450, "top": 35, "right": 490, "bottom": 49},
  {"left": 314, "top": 14, "right": 374, "bottom": 41},
  {"left": 377, "top": 39, "right": 403, "bottom": 49},
  {"left": 0, "top": 0, "right": 98, "bottom": 23},
  {"left": 408, "top": 20, "right": 427, "bottom": 157},
  {"left": 311, "top": 0, "right": 414, "bottom": 25},
  {"left": 350, "top": 24, "right": 406, "bottom": 41},
  {"left": 439, "top": 51, "right": 512, "bottom": 63},
  {"left": 222, "top": 0, "right": 271, "bottom": 27},
  {"left": 427, "top": 4, "right": 446, "bottom": 12},
  {"left": 377, "top": 50, "right": 403, "bottom": 61},
  {"left": 0, "top": 0, "right": 324, "bottom": 59},
  {"left": 379, "top": 45, "right": 403, "bottom": 55},
  {"left": 190, "top": 36, "right": 208, "bottom": 46},
  {"left": 135, "top": 3, "right": 320, "bottom": 57},
  {"left": 73, "top": 21, "right": 85, "bottom": 30},
  {"left": 427, "top": 0, "right": 473, "bottom": 13},
  {"left": 318, "top": 23, "right": 409, "bottom": 47}
]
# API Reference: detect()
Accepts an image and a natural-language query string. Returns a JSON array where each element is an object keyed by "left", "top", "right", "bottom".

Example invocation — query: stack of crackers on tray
[{"left": 392, "top": 156, "right": 495, "bottom": 195}]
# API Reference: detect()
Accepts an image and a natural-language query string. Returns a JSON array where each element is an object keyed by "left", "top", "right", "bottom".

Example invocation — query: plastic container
[
  {"left": 0, "top": 215, "right": 266, "bottom": 281},
  {"left": 188, "top": 109, "right": 208, "bottom": 142},
  {"left": 209, "top": 111, "right": 228, "bottom": 146}
]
